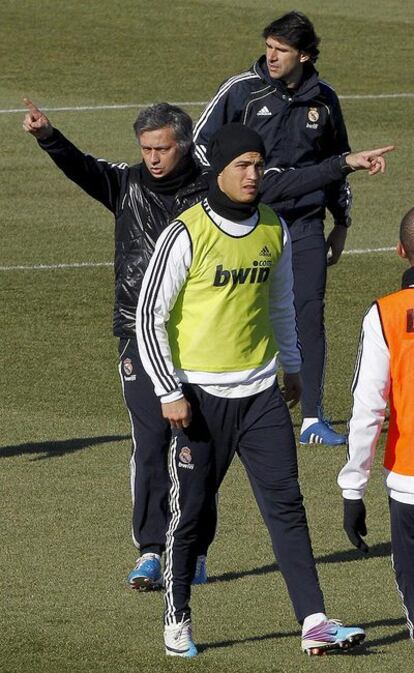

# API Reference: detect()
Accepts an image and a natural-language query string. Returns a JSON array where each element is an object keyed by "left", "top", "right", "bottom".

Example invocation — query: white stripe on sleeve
[
  {"left": 337, "top": 303, "right": 390, "bottom": 499},
  {"left": 269, "top": 220, "right": 301, "bottom": 373},
  {"left": 136, "top": 221, "right": 192, "bottom": 400},
  {"left": 193, "top": 70, "right": 257, "bottom": 143}
]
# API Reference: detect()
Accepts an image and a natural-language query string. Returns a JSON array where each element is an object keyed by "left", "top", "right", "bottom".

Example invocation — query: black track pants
[
  {"left": 292, "top": 235, "right": 327, "bottom": 418},
  {"left": 390, "top": 498, "right": 414, "bottom": 640},
  {"left": 164, "top": 382, "right": 325, "bottom": 626},
  {"left": 118, "top": 338, "right": 216, "bottom": 556}
]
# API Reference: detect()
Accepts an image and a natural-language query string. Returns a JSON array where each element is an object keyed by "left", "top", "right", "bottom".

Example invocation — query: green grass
[{"left": 1, "top": 1, "right": 414, "bottom": 671}]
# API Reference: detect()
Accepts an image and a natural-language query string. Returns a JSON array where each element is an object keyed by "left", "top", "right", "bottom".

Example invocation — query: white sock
[
  {"left": 302, "top": 613, "right": 327, "bottom": 635},
  {"left": 301, "top": 417, "right": 319, "bottom": 433},
  {"left": 141, "top": 552, "right": 161, "bottom": 560}
]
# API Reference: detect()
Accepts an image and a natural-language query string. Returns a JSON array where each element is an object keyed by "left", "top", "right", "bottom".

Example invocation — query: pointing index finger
[
  {"left": 23, "top": 97, "right": 40, "bottom": 115},
  {"left": 372, "top": 145, "right": 395, "bottom": 155}
]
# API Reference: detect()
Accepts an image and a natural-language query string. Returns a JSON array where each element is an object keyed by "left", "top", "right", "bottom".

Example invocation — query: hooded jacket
[{"left": 194, "top": 58, "right": 351, "bottom": 241}]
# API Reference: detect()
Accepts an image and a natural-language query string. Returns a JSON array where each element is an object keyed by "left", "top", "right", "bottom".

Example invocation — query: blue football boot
[
  {"left": 300, "top": 418, "right": 347, "bottom": 445},
  {"left": 302, "top": 619, "right": 365, "bottom": 655},
  {"left": 127, "top": 553, "right": 162, "bottom": 591}
]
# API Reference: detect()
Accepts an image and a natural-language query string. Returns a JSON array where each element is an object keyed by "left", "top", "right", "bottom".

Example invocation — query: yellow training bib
[{"left": 167, "top": 200, "right": 284, "bottom": 372}]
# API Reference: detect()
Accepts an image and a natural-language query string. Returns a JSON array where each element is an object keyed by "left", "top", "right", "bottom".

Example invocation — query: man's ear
[
  {"left": 299, "top": 52, "right": 311, "bottom": 64},
  {"left": 397, "top": 241, "right": 407, "bottom": 259}
]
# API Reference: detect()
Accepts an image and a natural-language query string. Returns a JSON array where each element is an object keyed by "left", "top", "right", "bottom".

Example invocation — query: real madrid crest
[
  {"left": 179, "top": 446, "right": 192, "bottom": 464},
  {"left": 123, "top": 358, "right": 134, "bottom": 376},
  {"left": 307, "top": 107, "right": 320, "bottom": 123}
]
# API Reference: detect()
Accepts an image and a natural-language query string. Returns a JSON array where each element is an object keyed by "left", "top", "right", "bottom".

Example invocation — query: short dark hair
[
  {"left": 262, "top": 11, "right": 320, "bottom": 63},
  {"left": 400, "top": 207, "right": 414, "bottom": 261},
  {"left": 133, "top": 103, "right": 193, "bottom": 154}
]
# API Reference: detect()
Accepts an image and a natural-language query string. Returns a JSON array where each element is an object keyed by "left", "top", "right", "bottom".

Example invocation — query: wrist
[
  {"left": 343, "top": 490, "right": 364, "bottom": 500},
  {"left": 160, "top": 389, "right": 183, "bottom": 404},
  {"left": 334, "top": 216, "right": 352, "bottom": 228},
  {"left": 341, "top": 153, "right": 355, "bottom": 175},
  {"left": 37, "top": 128, "right": 55, "bottom": 143}
]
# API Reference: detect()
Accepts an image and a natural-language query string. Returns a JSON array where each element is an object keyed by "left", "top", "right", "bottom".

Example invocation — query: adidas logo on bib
[
  {"left": 259, "top": 246, "right": 271, "bottom": 257},
  {"left": 257, "top": 105, "right": 272, "bottom": 117}
]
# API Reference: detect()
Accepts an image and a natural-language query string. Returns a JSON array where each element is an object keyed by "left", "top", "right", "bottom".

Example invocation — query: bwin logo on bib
[{"left": 213, "top": 263, "right": 270, "bottom": 286}]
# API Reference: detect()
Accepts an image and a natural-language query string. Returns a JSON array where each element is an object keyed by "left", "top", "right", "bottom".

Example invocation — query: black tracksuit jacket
[
  {"left": 38, "top": 130, "right": 208, "bottom": 338},
  {"left": 194, "top": 58, "right": 352, "bottom": 241}
]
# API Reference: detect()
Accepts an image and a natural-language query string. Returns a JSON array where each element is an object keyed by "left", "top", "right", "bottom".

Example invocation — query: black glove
[{"left": 343, "top": 498, "right": 369, "bottom": 553}]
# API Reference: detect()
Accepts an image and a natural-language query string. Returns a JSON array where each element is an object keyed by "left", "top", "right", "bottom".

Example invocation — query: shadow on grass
[
  {"left": 317, "top": 541, "right": 392, "bottom": 564},
  {"left": 198, "top": 627, "right": 299, "bottom": 652},
  {"left": 0, "top": 434, "right": 130, "bottom": 460},
  {"left": 198, "top": 615, "right": 408, "bottom": 654},
  {"left": 208, "top": 542, "right": 392, "bottom": 584},
  {"left": 351, "top": 616, "right": 409, "bottom": 652}
]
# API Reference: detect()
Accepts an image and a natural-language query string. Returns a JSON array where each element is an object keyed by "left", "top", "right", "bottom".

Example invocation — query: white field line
[
  {"left": 1, "top": 95, "right": 400, "bottom": 269},
  {"left": 1, "top": 102, "right": 208, "bottom": 114},
  {"left": 0, "top": 262, "right": 113, "bottom": 271},
  {"left": 2, "top": 93, "right": 414, "bottom": 114},
  {"left": 343, "top": 246, "right": 395, "bottom": 255},
  {"left": 0, "top": 246, "right": 395, "bottom": 272}
]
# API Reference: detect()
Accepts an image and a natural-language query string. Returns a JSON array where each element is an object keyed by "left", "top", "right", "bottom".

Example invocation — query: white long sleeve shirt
[
  {"left": 136, "top": 201, "right": 301, "bottom": 402},
  {"left": 338, "top": 301, "right": 414, "bottom": 505}
]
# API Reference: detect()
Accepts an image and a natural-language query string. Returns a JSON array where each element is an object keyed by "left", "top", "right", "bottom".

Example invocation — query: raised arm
[
  {"left": 260, "top": 144, "right": 394, "bottom": 209},
  {"left": 22, "top": 97, "right": 126, "bottom": 213},
  {"left": 22, "top": 97, "right": 54, "bottom": 140}
]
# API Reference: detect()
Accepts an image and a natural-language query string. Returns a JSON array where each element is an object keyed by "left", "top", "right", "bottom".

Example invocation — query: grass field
[{"left": 1, "top": 1, "right": 414, "bottom": 672}]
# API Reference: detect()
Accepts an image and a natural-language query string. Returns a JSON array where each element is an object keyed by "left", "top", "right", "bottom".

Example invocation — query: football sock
[{"left": 300, "top": 418, "right": 319, "bottom": 433}]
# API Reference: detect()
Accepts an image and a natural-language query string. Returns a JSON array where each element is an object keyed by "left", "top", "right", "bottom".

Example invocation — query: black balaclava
[{"left": 207, "top": 123, "right": 266, "bottom": 222}]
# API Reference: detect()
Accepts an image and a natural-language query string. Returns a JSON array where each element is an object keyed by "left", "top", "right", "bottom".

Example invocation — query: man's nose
[
  {"left": 246, "top": 165, "right": 259, "bottom": 180},
  {"left": 150, "top": 150, "right": 160, "bottom": 164}
]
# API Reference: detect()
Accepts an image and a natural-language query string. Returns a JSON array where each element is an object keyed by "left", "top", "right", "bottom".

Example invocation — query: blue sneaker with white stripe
[
  {"left": 165, "top": 618, "right": 198, "bottom": 657},
  {"left": 300, "top": 419, "right": 347, "bottom": 446},
  {"left": 127, "top": 553, "right": 162, "bottom": 591}
]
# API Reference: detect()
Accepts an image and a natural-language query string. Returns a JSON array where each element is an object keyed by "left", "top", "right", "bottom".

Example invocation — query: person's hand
[
  {"left": 343, "top": 498, "right": 369, "bottom": 553},
  {"left": 161, "top": 397, "right": 192, "bottom": 429},
  {"left": 281, "top": 372, "right": 302, "bottom": 408},
  {"left": 326, "top": 224, "right": 348, "bottom": 266},
  {"left": 22, "top": 97, "right": 53, "bottom": 140},
  {"left": 345, "top": 145, "right": 394, "bottom": 175}
]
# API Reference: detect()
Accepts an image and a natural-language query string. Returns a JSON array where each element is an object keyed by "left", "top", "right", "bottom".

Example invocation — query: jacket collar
[
  {"left": 401, "top": 266, "right": 414, "bottom": 289},
  {"left": 253, "top": 56, "right": 320, "bottom": 101}
]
